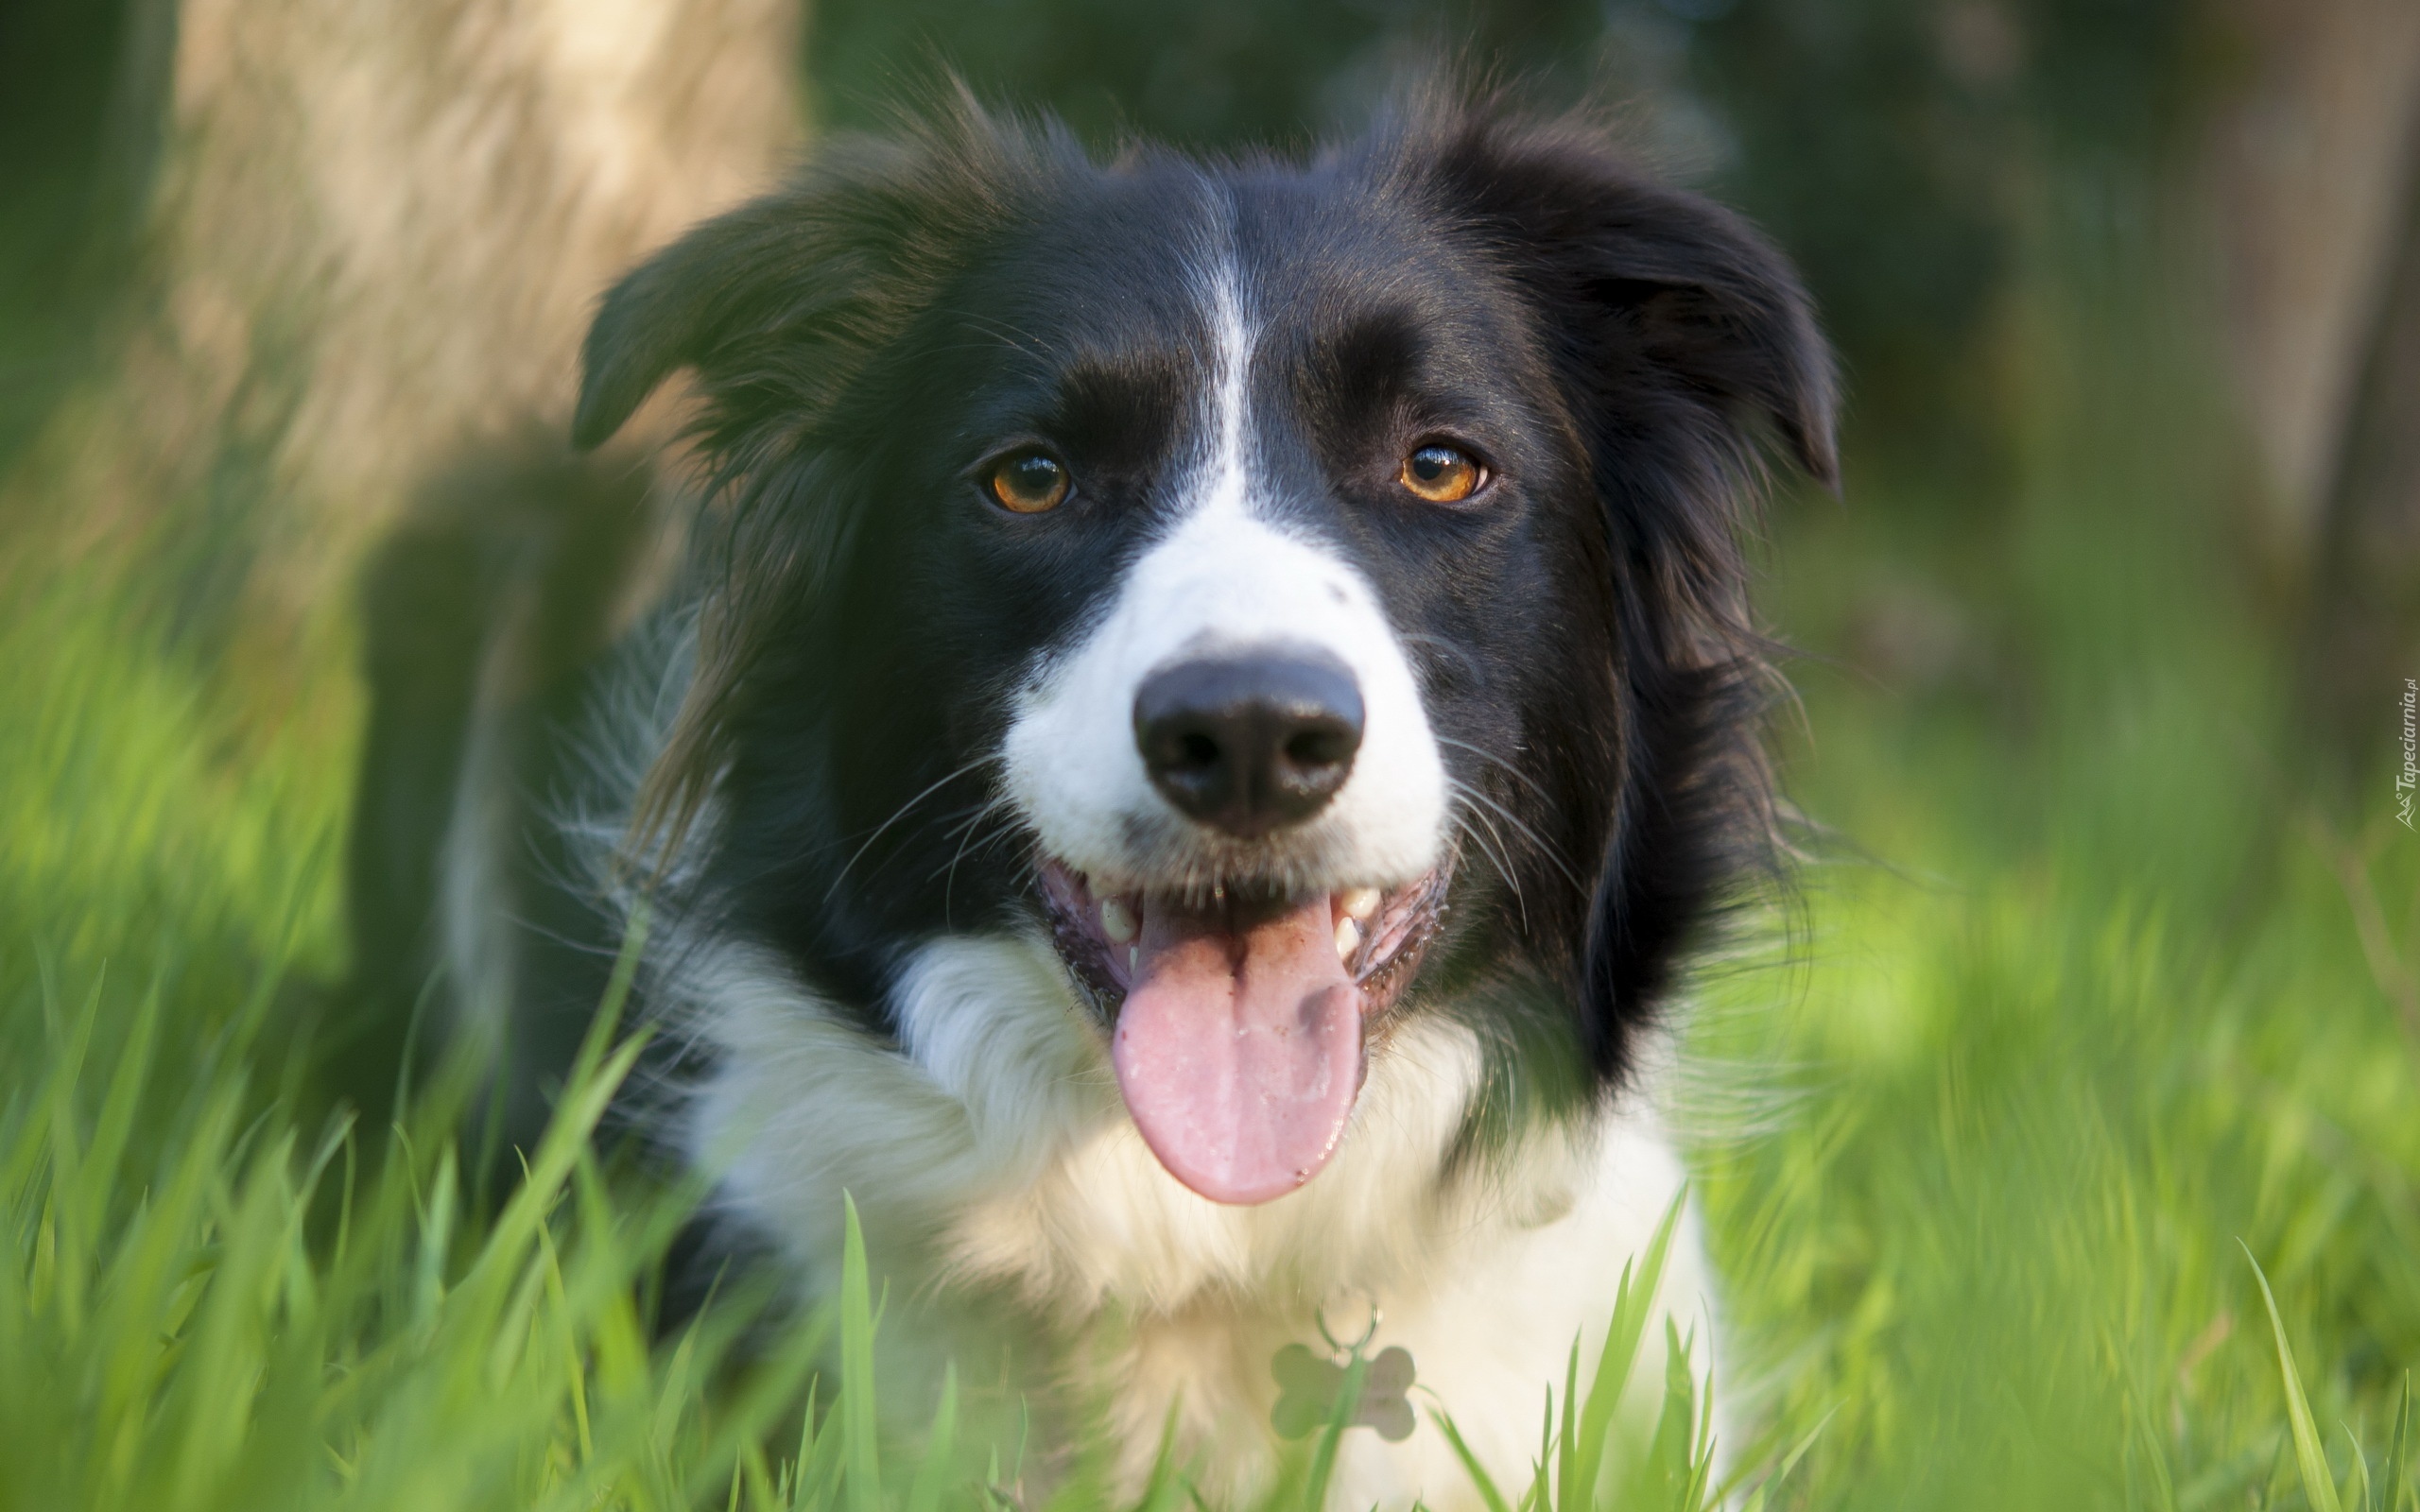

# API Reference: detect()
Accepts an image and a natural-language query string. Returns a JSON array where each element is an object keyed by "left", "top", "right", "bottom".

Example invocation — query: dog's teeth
[
  {"left": 1128, "top": 945, "right": 1140, "bottom": 973},
  {"left": 1334, "top": 916, "right": 1361, "bottom": 964},
  {"left": 1340, "top": 886, "right": 1381, "bottom": 921},
  {"left": 1099, "top": 897, "right": 1138, "bottom": 943}
]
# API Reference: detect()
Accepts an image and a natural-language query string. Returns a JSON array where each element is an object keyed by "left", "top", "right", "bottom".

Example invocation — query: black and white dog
[{"left": 349, "top": 87, "right": 1833, "bottom": 1505}]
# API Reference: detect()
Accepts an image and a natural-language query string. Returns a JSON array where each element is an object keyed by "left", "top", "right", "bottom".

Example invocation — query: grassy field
[{"left": 1, "top": 226, "right": 2415, "bottom": 1509}]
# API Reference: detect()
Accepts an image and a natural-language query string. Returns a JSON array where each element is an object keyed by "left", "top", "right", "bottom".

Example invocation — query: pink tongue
[{"left": 1111, "top": 892, "right": 1364, "bottom": 1205}]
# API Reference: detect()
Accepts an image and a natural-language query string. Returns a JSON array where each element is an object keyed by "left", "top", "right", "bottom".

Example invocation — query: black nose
[{"left": 1132, "top": 651, "right": 1365, "bottom": 838}]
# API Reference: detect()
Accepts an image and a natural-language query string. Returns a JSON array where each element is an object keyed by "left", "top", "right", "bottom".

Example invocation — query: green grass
[{"left": 3, "top": 237, "right": 2416, "bottom": 1508}]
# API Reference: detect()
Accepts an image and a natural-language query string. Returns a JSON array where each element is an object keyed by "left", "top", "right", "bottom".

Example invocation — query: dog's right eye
[{"left": 987, "top": 451, "right": 1071, "bottom": 514}]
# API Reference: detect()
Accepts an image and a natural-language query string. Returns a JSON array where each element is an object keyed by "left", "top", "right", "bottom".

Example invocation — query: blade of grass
[
  {"left": 2243, "top": 1241, "right": 2343, "bottom": 1512},
  {"left": 2386, "top": 1373, "right": 2411, "bottom": 1512},
  {"left": 906, "top": 1364, "right": 959, "bottom": 1512},
  {"left": 77, "top": 972, "right": 161, "bottom": 1237},
  {"left": 796, "top": 1374, "right": 820, "bottom": 1498},
  {"left": 1556, "top": 1337, "right": 1581, "bottom": 1510},
  {"left": 1729, "top": 1406, "right": 1835, "bottom": 1512},
  {"left": 1570, "top": 1192, "right": 1685, "bottom": 1505},
  {"left": 2129, "top": 1391, "right": 2180, "bottom": 1512},
  {"left": 803, "top": 1379, "right": 853, "bottom": 1510},
  {"left": 1130, "top": 1397, "right": 1194, "bottom": 1512},
  {"left": 841, "top": 1193, "right": 882, "bottom": 1512},
  {"left": 2347, "top": 1425, "right": 2374, "bottom": 1512},
  {"left": 1429, "top": 1405, "right": 1514, "bottom": 1512},
  {"left": 1522, "top": 1385, "right": 1551, "bottom": 1512},
  {"left": 1647, "top": 1320, "right": 1697, "bottom": 1507},
  {"left": 1685, "top": 1343, "right": 1717, "bottom": 1512},
  {"left": 1301, "top": 1349, "right": 1369, "bottom": 1511}
]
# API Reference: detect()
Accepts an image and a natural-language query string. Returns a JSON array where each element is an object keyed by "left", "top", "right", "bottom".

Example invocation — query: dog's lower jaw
[{"left": 678, "top": 929, "right": 1724, "bottom": 1510}]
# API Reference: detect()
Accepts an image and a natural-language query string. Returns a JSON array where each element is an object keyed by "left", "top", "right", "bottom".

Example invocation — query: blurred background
[
  {"left": 4, "top": 0, "right": 2417, "bottom": 771},
  {"left": 1, "top": 2, "right": 2416, "bottom": 1508}
]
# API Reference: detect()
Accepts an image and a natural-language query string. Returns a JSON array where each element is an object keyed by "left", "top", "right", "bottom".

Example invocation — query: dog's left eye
[
  {"left": 1397, "top": 444, "right": 1486, "bottom": 505},
  {"left": 987, "top": 451, "right": 1071, "bottom": 514}
]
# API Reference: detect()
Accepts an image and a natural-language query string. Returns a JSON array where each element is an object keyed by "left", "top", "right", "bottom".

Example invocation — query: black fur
[
  {"left": 352, "top": 85, "right": 1833, "bottom": 1177},
  {"left": 341, "top": 442, "right": 662, "bottom": 1151}
]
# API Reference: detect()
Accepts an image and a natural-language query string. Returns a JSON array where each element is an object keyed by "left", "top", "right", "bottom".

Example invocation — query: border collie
[{"left": 348, "top": 85, "right": 1834, "bottom": 1506}]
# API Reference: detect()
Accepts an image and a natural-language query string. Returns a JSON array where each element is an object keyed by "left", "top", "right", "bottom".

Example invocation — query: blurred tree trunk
[
  {"left": 2203, "top": 0, "right": 2420, "bottom": 552},
  {"left": 2199, "top": 0, "right": 2420, "bottom": 788},
  {"left": 0, "top": 0, "right": 800, "bottom": 662},
  {"left": 2304, "top": 116, "right": 2420, "bottom": 782}
]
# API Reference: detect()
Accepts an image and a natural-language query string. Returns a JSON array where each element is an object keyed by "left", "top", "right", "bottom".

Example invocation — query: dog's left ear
[
  {"left": 1414, "top": 111, "right": 1838, "bottom": 492},
  {"left": 1408, "top": 107, "right": 1837, "bottom": 1081}
]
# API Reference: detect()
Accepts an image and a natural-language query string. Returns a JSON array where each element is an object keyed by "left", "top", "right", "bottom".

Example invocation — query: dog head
[{"left": 576, "top": 91, "right": 1834, "bottom": 1206}]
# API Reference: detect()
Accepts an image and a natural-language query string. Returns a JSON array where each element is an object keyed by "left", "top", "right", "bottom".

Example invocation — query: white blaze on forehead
[
  {"left": 1001, "top": 241, "right": 1447, "bottom": 890},
  {"left": 1201, "top": 262, "right": 1253, "bottom": 521}
]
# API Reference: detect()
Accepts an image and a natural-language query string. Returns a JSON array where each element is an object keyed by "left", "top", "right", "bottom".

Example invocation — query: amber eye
[
  {"left": 1397, "top": 444, "right": 1485, "bottom": 505},
  {"left": 987, "top": 451, "right": 1070, "bottom": 513}
]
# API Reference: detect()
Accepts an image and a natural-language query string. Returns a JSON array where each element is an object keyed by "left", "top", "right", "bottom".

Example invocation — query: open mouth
[{"left": 1038, "top": 858, "right": 1447, "bottom": 1206}]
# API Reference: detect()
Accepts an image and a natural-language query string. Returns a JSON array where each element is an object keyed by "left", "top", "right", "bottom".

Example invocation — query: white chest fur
[{"left": 675, "top": 932, "right": 1720, "bottom": 1508}]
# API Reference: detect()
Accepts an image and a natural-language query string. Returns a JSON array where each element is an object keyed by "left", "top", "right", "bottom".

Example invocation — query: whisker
[
  {"left": 1449, "top": 775, "right": 1586, "bottom": 892},
  {"left": 1434, "top": 733, "right": 1555, "bottom": 804},
  {"left": 935, "top": 790, "right": 1026, "bottom": 920},
  {"left": 934, "top": 792, "right": 1008, "bottom": 850},
  {"left": 821, "top": 754, "right": 999, "bottom": 905},
  {"left": 1449, "top": 803, "right": 1530, "bottom": 936}
]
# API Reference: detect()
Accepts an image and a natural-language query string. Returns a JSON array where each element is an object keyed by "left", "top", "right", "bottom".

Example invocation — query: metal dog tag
[{"left": 1270, "top": 1342, "right": 1418, "bottom": 1442}]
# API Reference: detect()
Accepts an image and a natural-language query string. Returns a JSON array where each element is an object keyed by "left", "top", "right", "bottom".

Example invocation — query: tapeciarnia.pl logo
[{"left": 2400, "top": 678, "right": 2417, "bottom": 831}]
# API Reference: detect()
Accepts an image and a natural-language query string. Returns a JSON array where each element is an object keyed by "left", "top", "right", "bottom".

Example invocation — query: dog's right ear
[
  {"left": 573, "top": 199, "right": 801, "bottom": 451},
  {"left": 573, "top": 125, "right": 1011, "bottom": 455}
]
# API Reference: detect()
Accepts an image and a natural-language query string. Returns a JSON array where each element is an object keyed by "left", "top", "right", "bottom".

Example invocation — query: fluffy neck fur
[{"left": 652, "top": 923, "right": 1713, "bottom": 1505}]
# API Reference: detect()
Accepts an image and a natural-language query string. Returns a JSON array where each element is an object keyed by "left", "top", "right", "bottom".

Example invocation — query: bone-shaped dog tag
[{"left": 1270, "top": 1342, "right": 1417, "bottom": 1442}]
